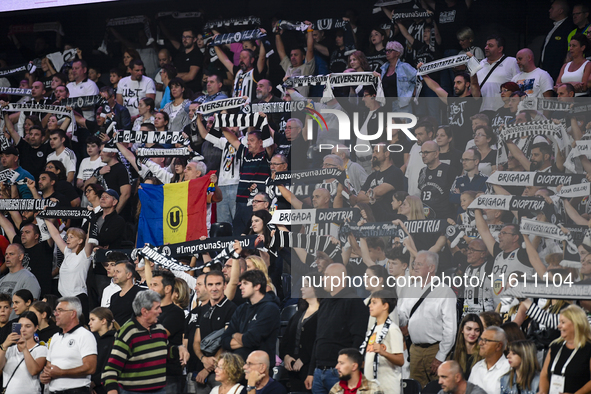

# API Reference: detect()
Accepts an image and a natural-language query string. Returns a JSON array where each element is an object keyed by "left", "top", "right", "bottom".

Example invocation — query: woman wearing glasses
[
  {"left": 472, "top": 125, "right": 497, "bottom": 176},
  {"left": 379, "top": 41, "right": 417, "bottom": 113},
  {"left": 210, "top": 353, "right": 244, "bottom": 394},
  {"left": 0, "top": 312, "right": 47, "bottom": 394}
]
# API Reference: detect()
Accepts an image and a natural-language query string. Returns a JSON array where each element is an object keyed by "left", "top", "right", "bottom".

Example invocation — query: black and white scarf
[
  {"left": 391, "top": 9, "right": 432, "bottom": 21},
  {"left": 499, "top": 120, "right": 568, "bottom": 151},
  {"left": 416, "top": 54, "right": 481, "bottom": 76},
  {"left": 0, "top": 169, "right": 18, "bottom": 184},
  {"left": 556, "top": 182, "right": 590, "bottom": 198},
  {"left": 565, "top": 140, "right": 591, "bottom": 173},
  {"left": 209, "top": 29, "right": 266, "bottom": 47},
  {"left": 360, "top": 317, "right": 393, "bottom": 379},
  {"left": 0, "top": 88, "right": 31, "bottom": 96},
  {"left": 37, "top": 208, "right": 93, "bottom": 219},
  {"left": 0, "top": 199, "right": 57, "bottom": 211},
  {"left": 520, "top": 218, "right": 577, "bottom": 254},
  {"left": 137, "top": 245, "right": 199, "bottom": 271},
  {"left": 112, "top": 130, "right": 190, "bottom": 146},
  {"left": 2, "top": 102, "right": 73, "bottom": 121},
  {"left": 61, "top": 95, "right": 105, "bottom": 109},
  {"left": 0, "top": 62, "right": 36, "bottom": 77},
  {"left": 372, "top": 0, "right": 415, "bottom": 13},
  {"left": 158, "top": 235, "right": 258, "bottom": 259},
  {"left": 204, "top": 16, "right": 261, "bottom": 30},
  {"left": 486, "top": 171, "right": 588, "bottom": 187},
  {"left": 196, "top": 97, "right": 248, "bottom": 115},
  {"left": 270, "top": 208, "right": 361, "bottom": 226},
  {"left": 45, "top": 48, "right": 77, "bottom": 72},
  {"left": 272, "top": 168, "right": 346, "bottom": 186},
  {"left": 245, "top": 100, "right": 306, "bottom": 114}
]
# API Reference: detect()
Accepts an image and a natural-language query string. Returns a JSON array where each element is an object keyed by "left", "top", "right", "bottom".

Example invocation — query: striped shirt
[
  {"left": 102, "top": 318, "right": 169, "bottom": 392},
  {"left": 236, "top": 144, "right": 270, "bottom": 204}
]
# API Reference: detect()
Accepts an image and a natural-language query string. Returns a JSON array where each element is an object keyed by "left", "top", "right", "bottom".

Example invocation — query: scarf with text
[
  {"left": 196, "top": 97, "right": 248, "bottom": 115},
  {"left": 0, "top": 199, "right": 57, "bottom": 211},
  {"left": 564, "top": 140, "right": 591, "bottom": 173},
  {"left": 37, "top": 208, "right": 93, "bottom": 219},
  {"left": 137, "top": 245, "right": 198, "bottom": 271},
  {"left": 0, "top": 88, "right": 31, "bottom": 96},
  {"left": 520, "top": 218, "right": 577, "bottom": 254},
  {"left": 392, "top": 9, "right": 432, "bottom": 21},
  {"left": 270, "top": 208, "right": 361, "bottom": 225},
  {"left": 158, "top": 235, "right": 259, "bottom": 258},
  {"left": 372, "top": 0, "right": 415, "bottom": 13},
  {"left": 0, "top": 169, "right": 18, "bottom": 184},
  {"left": 321, "top": 72, "right": 385, "bottom": 104},
  {"left": 556, "top": 182, "right": 590, "bottom": 198},
  {"left": 273, "top": 168, "right": 346, "bottom": 186},
  {"left": 0, "top": 63, "right": 36, "bottom": 77},
  {"left": 244, "top": 100, "right": 306, "bottom": 114},
  {"left": 100, "top": 16, "right": 154, "bottom": 54},
  {"left": 487, "top": 171, "right": 587, "bottom": 187},
  {"left": 204, "top": 16, "right": 261, "bottom": 30},
  {"left": 112, "top": 130, "right": 190, "bottom": 145},
  {"left": 417, "top": 54, "right": 482, "bottom": 76},
  {"left": 499, "top": 119, "right": 568, "bottom": 151},
  {"left": 209, "top": 29, "right": 266, "bottom": 47},
  {"left": 61, "top": 95, "right": 105, "bottom": 109},
  {"left": 2, "top": 102, "right": 73, "bottom": 122}
]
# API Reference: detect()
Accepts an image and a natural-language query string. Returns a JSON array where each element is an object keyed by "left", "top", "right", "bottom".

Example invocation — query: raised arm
[
  {"left": 45, "top": 219, "right": 67, "bottom": 253},
  {"left": 305, "top": 23, "right": 314, "bottom": 63},
  {"left": 504, "top": 140, "right": 532, "bottom": 170},
  {"left": 158, "top": 21, "right": 180, "bottom": 50},
  {"left": 274, "top": 28, "right": 287, "bottom": 61},
  {"left": 474, "top": 209, "right": 496, "bottom": 256},
  {"left": 213, "top": 44, "right": 235, "bottom": 74}
]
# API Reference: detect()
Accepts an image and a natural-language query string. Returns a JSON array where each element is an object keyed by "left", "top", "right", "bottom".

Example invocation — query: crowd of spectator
[{"left": 0, "top": 0, "right": 588, "bottom": 394}]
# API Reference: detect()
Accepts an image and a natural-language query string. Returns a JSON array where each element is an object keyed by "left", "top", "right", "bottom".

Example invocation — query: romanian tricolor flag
[{"left": 137, "top": 173, "right": 213, "bottom": 247}]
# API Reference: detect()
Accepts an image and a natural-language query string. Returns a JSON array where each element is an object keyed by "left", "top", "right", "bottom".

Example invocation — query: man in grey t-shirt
[
  {"left": 438, "top": 360, "right": 487, "bottom": 394},
  {"left": 0, "top": 244, "right": 41, "bottom": 319}
]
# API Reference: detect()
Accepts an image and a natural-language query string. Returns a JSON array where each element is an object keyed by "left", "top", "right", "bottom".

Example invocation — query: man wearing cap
[
  {"left": 87, "top": 189, "right": 127, "bottom": 310},
  {"left": 84, "top": 143, "right": 131, "bottom": 214},
  {"left": 0, "top": 146, "right": 33, "bottom": 199}
]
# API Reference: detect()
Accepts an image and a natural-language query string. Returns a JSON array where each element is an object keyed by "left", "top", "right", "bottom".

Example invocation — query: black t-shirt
[
  {"left": 447, "top": 96, "right": 480, "bottom": 152},
  {"left": 14, "top": 237, "right": 53, "bottom": 297},
  {"left": 17, "top": 140, "right": 53, "bottom": 181},
  {"left": 382, "top": 72, "right": 398, "bottom": 97},
  {"left": 47, "top": 191, "right": 70, "bottom": 207},
  {"left": 366, "top": 49, "right": 387, "bottom": 72},
  {"left": 174, "top": 48, "right": 204, "bottom": 92},
  {"left": 491, "top": 106, "right": 514, "bottom": 131},
  {"left": 185, "top": 303, "right": 205, "bottom": 372},
  {"left": 390, "top": 135, "right": 413, "bottom": 169},
  {"left": 418, "top": 162, "right": 455, "bottom": 219},
  {"left": 330, "top": 48, "right": 349, "bottom": 73},
  {"left": 37, "top": 323, "right": 60, "bottom": 344},
  {"left": 55, "top": 180, "right": 79, "bottom": 204},
  {"left": 198, "top": 297, "right": 237, "bottom": 340},
  {"left": 547, "top": 341, "right": 591, "bottom": 394},
  {"left": 266, "top": 177, "right": 291, "bottom": 211},
  {"left": 361, "top": 164, "right": 404, "bottom": 221},
  {"left": 439, "top": 148, "right": 463, "bottom": 180},
  {"left": 110, "top": 285, "right": 144, "bottom": 326},
  {"left": 435, "top": 0, "right": 469, "bottom": 51},
  {"left": 158, "top": 303, "right": 186, "bottom": 376},
  {"left": 101, "top": 162, "right": 130, "bottom": 196},
  {"left": 481, "top": 149, "right": 498, "bottom": 166},
  {"left": 411, "top": 40, "right": 437, "bottom": 68}
]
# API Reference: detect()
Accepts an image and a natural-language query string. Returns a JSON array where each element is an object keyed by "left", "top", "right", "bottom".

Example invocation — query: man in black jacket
[
  {"left": 305, "top": 263, "right": 369, "bottom": 393},
  {"left": 221, "top": 270, "right": 280, "bottom": 363},
  {"left": 540, "top": 0, "right": 575, "bottom": 81}
]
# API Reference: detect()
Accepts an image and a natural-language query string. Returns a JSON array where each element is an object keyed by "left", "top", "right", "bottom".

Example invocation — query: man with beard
[
  {"left": 150, "top": 270, "right": 186, "bottom": 393},
  {"left": 109, "top": 261, "right": 143, "bottom": 326},
  {"left": 406, "top": 122, "right": 433, "bottom": 197},
  {"left": 116, "top": 59, "right": 156, "bottom": 118},
  {"left": 438, "top": 361, "right": 487, "bottom": 394},
  {"left": 511, "top": 48, "right": 554, "bottom": 97},
  {"left": 503, "top": 141, "right": 563, "bottom": 173},
  {"left": 328, "top": 348, "right": 384, "bottom": 394},
  {"left": 352, "top": 143, "right": 404, "bottom": 222},
  {"left": 418, "top": 68, "right": 481, "bottom": 152},
  {"left": 213, "top": 38, "right": 267, "bottom": 101},
  {"left": 255, "top": 79, "right": 289, "bottom": 143},
  {"left": 162, "top": 28, "right": 204, "bottom": 93}
]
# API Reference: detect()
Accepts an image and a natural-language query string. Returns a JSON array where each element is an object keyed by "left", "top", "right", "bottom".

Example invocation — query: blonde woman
[
  {"left": 46, "top": 221, "right": 94, "bottom": 318},
  {"left": 538, "top": 305, "right": 591, "bottom": 394},
  {"left": 210, "top": 353, "right": 244, "bottom": 394},
  {"left": 398, "top": 195, "right": 447, "bottom": 257}
]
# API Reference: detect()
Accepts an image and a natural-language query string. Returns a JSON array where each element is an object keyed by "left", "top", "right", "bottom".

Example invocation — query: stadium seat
[
  {"left": 423, "top": 380, "right": 442, "bottom": 394},
  {"left": 403, "top": 379, "right": 422, "bottom": 394}
]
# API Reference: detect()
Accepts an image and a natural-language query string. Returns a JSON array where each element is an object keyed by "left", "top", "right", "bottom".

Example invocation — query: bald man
[
  {"left": 418, "top": 141, "right": 455, "bottom": 219},
  {"left": 312, "top": 188, "right": 331, "bottom": 209},
  {"left": 511, "top": 48, "right": 554, "bottom": 97},
  {"left": 305, "top": 264, "right": 369, "bottom": 392},
  {"left": 244, "top": 350, "right": 286, "bottom": 394},
  {"left": 438, "top": 361, "right": 487, "bottom": 394}
]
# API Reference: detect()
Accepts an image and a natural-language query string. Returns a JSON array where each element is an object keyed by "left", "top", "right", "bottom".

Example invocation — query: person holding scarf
[{"left": 361, "top": 290, "right": 404, "bottom": 392}]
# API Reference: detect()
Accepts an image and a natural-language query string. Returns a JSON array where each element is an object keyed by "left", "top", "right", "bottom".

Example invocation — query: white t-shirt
[
  {"left": 206, "top": 135, "right": 242, "bottom": 186},
  {"left": 117, "top": 76, "right": 156, "bottom": 117},
  {"left": 405, "top": 142, "right": 426, "bottom": 197},
  {"left": 58, "top": 247, "right": 91, "bottom": 297},
  {"left": 477, "top": 56, "right": 520, "bottom": 112},
  {"left": 47, "top": 148, "right": 77, "bottom": 175},
  {"left": 511, "top": 68, "right": 554, "bottom": 97},
  {"left": 77, "top": 156, "right": 105, "bottom": 181},
  {"left": 363, "top": 323, "right": 404, "bottom": 394},
  {"left": 2, "top": 344, "right": 48, "bottom": 394},
  {"left": 100, "top": 280, "right": 121, "bottom": 308},
  {"left": 47, "top": 326, "right": 97, "bottom": 391}
]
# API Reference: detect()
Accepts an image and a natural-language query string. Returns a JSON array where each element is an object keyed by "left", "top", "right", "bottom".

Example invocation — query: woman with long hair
[
  {"left": 89, "top": 307, "right": 119, "bottom": 394},
  {"left": 280, "top": 276, "right": 325, "bottom": 392},
  {"left": 132, "top": 97, "right": 156, "bottom": 131},
  {"left": 556, "top": 33, "right": 591, "bottom": 96},
  {"left": 122, "top": 48, "right": 141, "bottom": 75},
  {"left": 210, "top": 353, "right": 244, "bottom": 394},
  {"left": 538, "top": 305, "right": 591, "bottom": 394},
  {"left": 162, "top": 77, "right": 191, "bottom": 132},
  {"left": 366, "top": 28, "right": 387, "bottom": 71},
  {"left": 46, "top": 222, "right": 94, "bottom": 319},
  {"left": 30, "top": 301, "right": 59, "bottom": 345},
  {"left": 0, "top": 312, "right": 47, "bottom": 394},
  {"left": 172, "top": 278, "right": 191, "bottom": 316},
  {"left": 171, "top": 158, "right": 187, "bottom": 183},
  {"left": 12, "top": 290, "right": 33, "bottom": 318},
  {"left": 501, "top": 340, "right": 540, "bottom": 394},
  {"left": 45, "top": 160, "right": 80, "bottom": 207},
  {"left": 451, "top": 313, "right": 484, "bottom": 379},
  {"left": 391, "top": 191, "right": 409, "bottom": 219},
  {"left": 348, "top": 50, "right": 370, "bottom": 72}
]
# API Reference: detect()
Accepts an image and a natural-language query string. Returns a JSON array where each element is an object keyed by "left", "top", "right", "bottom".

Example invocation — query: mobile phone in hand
[{"left": 11, "top": 323, "right": 21, "bottom": 334}]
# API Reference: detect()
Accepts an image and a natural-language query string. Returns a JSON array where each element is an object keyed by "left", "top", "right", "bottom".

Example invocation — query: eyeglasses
[
  {"left": 54, "top": 308, "right": 74, "bottom": 314},
  {"left": 460, "top": 158, "right": 475, "bottom": 162},
  {"left": 419, "top": 151, "right": 436, "bottom": 156},
  {"left": 182, "top": 35, "right": 194, "bottom": 40},
  {"left": 252, "top": 200, "right": 266, "bottom": 204},
  {"left": 478, "top": 337, "right": 500, "bottom": 344},
  {"left": 385, "top": 49, "right": 396, "bottom": 53},
  {"left": 500, "top": 88, "right": 511, "bottom": 93},
  {"left": 467, "top": 247, "right": 486, "bottom": 253},
  {"left": 84, "top": 189, "right": 93, "bottom": 194},
  {"left": 269, "top": 162, "right": 286, "bottom": 166}
]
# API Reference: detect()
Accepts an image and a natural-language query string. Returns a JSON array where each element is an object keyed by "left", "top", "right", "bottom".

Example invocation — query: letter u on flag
[{"left": 137, "top": 173, "right": 213, "bottom": 246}]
